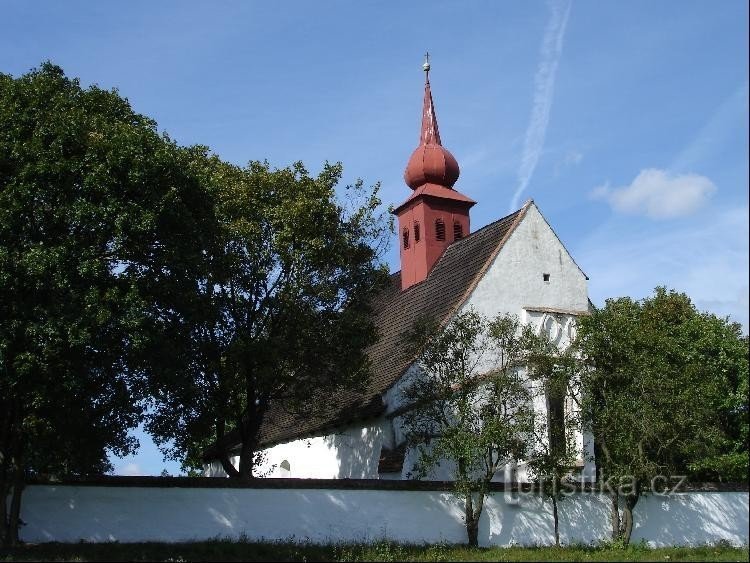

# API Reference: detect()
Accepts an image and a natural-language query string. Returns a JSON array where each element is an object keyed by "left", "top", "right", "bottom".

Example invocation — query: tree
[
  {"left": 574, "top": 287, "right": 749, "bottom": 546},
  {"left": 141, "top": 155, "right": 392, "bottom": 478},
  {"left": 685, "top": 330, "right": 748, "bottom": 483},
  {"left": 525, "top": 334, "right": 581, "bottom": 547},
  {"left": 0, "top": 63, "right": 210, "bottom": 544},
  {"left": 399, "top": 310, "right": 537, "bottom": 546}
]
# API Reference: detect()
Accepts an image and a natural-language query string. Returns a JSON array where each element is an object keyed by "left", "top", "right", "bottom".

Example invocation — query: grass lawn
[{"left": 1, "top": 540, "right": 748, "bottom": 562}]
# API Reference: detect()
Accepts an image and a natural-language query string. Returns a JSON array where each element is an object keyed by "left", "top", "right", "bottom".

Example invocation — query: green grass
[{"left": 1, "top": 539, "right": 747, "bottom": 562}]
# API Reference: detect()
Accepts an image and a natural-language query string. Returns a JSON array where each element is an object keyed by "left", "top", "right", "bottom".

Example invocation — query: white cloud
[
  {"left": 576, "top": 206, "right": 749, "bottom": 332},
  {"left": 510, "top": 0, "right": 572, "bottom": 211},
  {"left": 118, "top": 463, "right": 143, "bottom": 476},
  {"left": 591, "top": 168, "right": 717, "bottom": 219}
]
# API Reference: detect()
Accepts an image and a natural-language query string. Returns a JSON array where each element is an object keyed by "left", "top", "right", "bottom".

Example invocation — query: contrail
[{"left": 510, "top": 0, "right": 572, "bottom": 211}]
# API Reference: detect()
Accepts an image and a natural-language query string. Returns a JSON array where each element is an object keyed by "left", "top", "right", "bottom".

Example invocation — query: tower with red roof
[{"left": 395, "top": 55, "right": 476, "bottom": 290}]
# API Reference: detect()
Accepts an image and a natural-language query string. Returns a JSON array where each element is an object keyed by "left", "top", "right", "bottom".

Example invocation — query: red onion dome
[
  {"left": 403, "top": 68, "right": 460, "bottom": 190},
  {"left": 404, "top": 143, "right": 460, "bottom": 189}
]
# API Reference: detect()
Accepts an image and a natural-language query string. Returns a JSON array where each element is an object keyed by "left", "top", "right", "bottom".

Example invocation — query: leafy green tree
[
  {"left": 0, "top": 63, "right": 210, "bottom": 545},
  {"left": 685, "top": 331, "right": 748, "bottom": 483},
  {"left": 400, "top": 310, "right": 537, "bottom": 546},
  {"left": 575, "top": 287, "right": 748, "bottom": 546},
  {"left": 142, "top": 155, "right": 391, "bottom": 478},
  {"left": 525, "top": 334, "right": 581, "bottom": 547}
]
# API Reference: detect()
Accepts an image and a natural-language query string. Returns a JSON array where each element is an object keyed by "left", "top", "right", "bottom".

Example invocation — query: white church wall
[
  {"left": 459, "top": 203, "right": 593, "bottom": 479},
  {"left": 203, "top": 419, "right": 393, "bottom": 479},
  {"left": 19, "top": 483, "right": 749, "bottom": 547},
  {"left": 461, "top": 203, "right": 589, "bottom": 321}
]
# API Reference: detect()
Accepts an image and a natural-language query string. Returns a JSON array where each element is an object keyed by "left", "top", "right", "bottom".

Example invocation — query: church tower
[{"left": 395, "top": 56, "right": 476, "bottom": 290}]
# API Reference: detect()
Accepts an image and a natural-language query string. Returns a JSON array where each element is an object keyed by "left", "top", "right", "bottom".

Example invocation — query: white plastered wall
[
  {"left": 458, "top": 203, "right": 592, "bottom": 481},
  {"left": 460, "top": 203, "right": 589, "bottom": 320},
  {"left": 19, "top": 485, "right": 750, "bottom": 547},
  {"left": 204, "top": 418, "right": 393, "bottom": 479}
]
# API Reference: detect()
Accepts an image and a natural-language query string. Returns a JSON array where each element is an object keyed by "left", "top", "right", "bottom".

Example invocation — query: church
[{"left": 203, "top": 60, "right": 594, "bottom": 481}]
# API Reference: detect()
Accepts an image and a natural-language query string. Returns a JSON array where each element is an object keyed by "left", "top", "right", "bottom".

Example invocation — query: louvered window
[
  {"left": 453, "top": 221, "right": 463, "bottom": 240},
  {"left": 435, "top": 219, "right": 445, "bottom": 241},
  {"left": 414, "top": 222, "right": 421, "bottom": 242},
  {"left": 402, "top": 228, "right": 410, "bottom": 249}
]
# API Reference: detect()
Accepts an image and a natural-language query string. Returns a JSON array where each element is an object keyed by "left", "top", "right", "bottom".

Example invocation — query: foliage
[
  {"left": 399, "top": 310, "right": 538, "bottom": 546},
  {"left": 141, "top": 154, "right": 392, "bottom": 477},
  {"left": 574, "top": 287, "right": 749, "bottom": 546},
  {"left": 524, "top": 331, "right": 581, "bottom": 546},
  {"left": 0, "top": 63, "right": 208, "bottom": 544}
]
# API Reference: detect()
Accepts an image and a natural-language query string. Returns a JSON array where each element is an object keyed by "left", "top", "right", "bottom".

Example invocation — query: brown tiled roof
[{"left": 205, "top": 204, "right": 528, "bottom": 458}]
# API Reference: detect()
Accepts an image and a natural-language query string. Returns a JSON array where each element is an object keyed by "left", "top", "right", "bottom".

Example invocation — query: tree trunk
[
  {"left": 621, "top": 492, "right": 639, "bottom": 546},
  {"left": 1, "top": 400, "right": 20, "bottom": 548},
  {"left": 1, "top": 477, "right": 8, "bottom": 547},
  {"left": 464, "top": 491, "right": 485, "bottom": 547},
  {"left": 237, "top": 436, "right": 256, "bottom": 479},
  {"left": 5, "top": 462, "right": 23, "bottom": 547},
  {"left": 234, "top": 381, "right": 267, "bottom": 480},
  {"left": 1, "top": 450, "right": 9, "bottom": 546},
  {"left": 464, "top": 492, "right": 478, "bottom": 547},
  {"left": 609, "top": 491, "right": 620, "bottom": 541},
  {"left": 466, "top": 515, "right": 479, "bottom": 548},
  {"left": 552, "top": 495, "right": 560, "bottom": 547},
  {"left": 218, "top": 452, "right": 240, "bottom": 478}
]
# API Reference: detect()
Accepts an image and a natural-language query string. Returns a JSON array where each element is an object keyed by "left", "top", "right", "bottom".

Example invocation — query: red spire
[
  {"left": 404, "top": 55, "right": 460, "bottom": 190},
  {"left": 394, "top": 55, "right": 475, "bottom": 291},
  {"left": 420, "top": 73, "right": 441, "bottom": 146}
]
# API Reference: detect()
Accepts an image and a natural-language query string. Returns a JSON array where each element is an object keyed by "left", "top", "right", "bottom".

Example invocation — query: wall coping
[{"left": 24, "top": 476, "right": 749, "bottom": 493}]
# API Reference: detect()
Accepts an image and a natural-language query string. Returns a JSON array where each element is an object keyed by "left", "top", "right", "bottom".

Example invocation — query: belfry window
[
  {"left": 453, "top": 221, "right": 463, "bottom": 240},
  {"left": 435, "top": 219, "right": 446, "bottom": 241},
  {"left": 414, "top": 222, "right": 421, "bottom": 242},
  {"left": 402, "top": 228, "right": 410, "bottom": 249}
]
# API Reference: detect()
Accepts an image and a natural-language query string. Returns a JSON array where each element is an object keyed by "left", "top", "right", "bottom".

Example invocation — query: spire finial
[
  {"left": 423, "top": 52, "right": 430, "bottom": 80},
  {"left": 404, "top": 53, "right": 461, "bottom": 192},
  {"left": 418, "top": 52, "right": 440, "bottom": 146}
]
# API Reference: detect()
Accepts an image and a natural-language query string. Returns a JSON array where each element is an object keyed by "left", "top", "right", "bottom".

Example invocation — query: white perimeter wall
[{"left": 19, "top": 485, "right": 748, "bottom": 547}]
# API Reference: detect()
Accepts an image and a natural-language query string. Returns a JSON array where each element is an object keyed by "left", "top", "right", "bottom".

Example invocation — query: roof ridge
[
  {"left": 437, "top": 200, "right": 531, "bottom": 323},
  {"left": 436, "top": 202, "right": 527, "bottom": 261},
  {"left": 389, "top": 203, "right": 529, "bottom": 295}
]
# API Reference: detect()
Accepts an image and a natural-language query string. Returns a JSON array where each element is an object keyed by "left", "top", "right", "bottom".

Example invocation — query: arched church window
[
  {"left": 413, "top": 221, "right": 421, "bottom": 242},
  {"left": 435, "top": 219, "right": 446, "bottom": 241},
  {"left": 547, "top": 391, "right": 566, "bottom": 458},
  {"left": 453, "top": 221, "right": 463, "bottom": 240},
  {"left": 279, "top": 459, "right": 291, "bottom": 477},
  {"left": 402, "top": 228, "right": 410, "bottom": 249},
  {"left": 542, "top": 314, "right": 560, "bottom": 341},
  {"left": 566, "top": 318, "right": 577, "bottom": 341}
]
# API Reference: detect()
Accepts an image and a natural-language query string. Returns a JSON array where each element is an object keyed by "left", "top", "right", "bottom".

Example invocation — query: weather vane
[{"left": 423, "top": 52, "right": 430, "bottom": 73}]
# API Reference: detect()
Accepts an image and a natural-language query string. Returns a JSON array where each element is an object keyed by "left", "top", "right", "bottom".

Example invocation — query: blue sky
[{"left": 2, "top": 1, "right": 748, "bottom": 476}]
